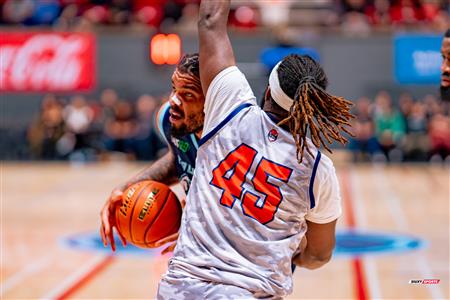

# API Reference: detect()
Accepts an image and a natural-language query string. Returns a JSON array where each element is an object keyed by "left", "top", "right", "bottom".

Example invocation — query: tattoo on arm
[{"left": 120, "top": 151, "right": 178, "bottom": 190}]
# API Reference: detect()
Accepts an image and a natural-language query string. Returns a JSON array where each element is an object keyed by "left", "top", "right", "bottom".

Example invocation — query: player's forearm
[
  {"left": 119, "top": 151, "right": 178, "bottom": 190},
  {"left": 198, "top": 0, "right": 234, "bottom": 92},
  {"left": 198, "top": 0, "right": 230, "bottom": 31},
  {"left": 293, "top": 248, "right": 333, "bottom": 270}
]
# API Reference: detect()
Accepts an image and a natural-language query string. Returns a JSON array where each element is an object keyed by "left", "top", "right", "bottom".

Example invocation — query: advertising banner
[
  {"left": 394, "top": 34, "right": 442, "bottom": 84},
  {"left": 1, "top": 32, "right": 96, "bottom": 92}
]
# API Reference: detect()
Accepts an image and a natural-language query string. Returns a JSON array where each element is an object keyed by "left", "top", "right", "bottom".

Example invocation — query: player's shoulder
[
  {"left": 314, "top": 151, "right": 336, "bottom": 181},
  {"left": 205, "top": 66, "right": 256, "bottom": 104},
  {"left": 155, "top": 102, "right": 171, "bottom": 143}
]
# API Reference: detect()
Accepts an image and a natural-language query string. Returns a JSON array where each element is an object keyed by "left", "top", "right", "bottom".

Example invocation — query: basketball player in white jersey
[{"left": 157, "top": 0, "right": 354, "bottom": 298}]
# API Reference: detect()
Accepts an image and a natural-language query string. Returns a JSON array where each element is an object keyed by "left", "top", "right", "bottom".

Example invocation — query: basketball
[{"left": 115, "top": 180, "right": 182, "bottom": 248}]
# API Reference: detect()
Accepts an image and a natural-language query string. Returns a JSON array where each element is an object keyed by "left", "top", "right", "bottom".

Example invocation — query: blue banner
[
  {"left": 394, "top": 34, "right": 442, "bottom": 84},
  {"left": 260, "top": 47, "right": 320, "bottom": 72}
]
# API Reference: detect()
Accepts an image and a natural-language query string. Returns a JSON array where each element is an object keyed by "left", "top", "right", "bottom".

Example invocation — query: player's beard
[
  {"left": 440, "top": 85, "right": 450, "bottom": 102},
  {"left": 170, "top": 112, "right": 204, "bottom": 138}
]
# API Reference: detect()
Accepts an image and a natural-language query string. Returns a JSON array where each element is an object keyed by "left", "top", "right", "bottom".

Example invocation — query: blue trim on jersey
[
  {"left": 157, "top": 102, "right": 170, "bottom": 144},
  {"left": 309, "top": 151, "right": 322, "bottom": 209},
  {"left": 198, "top": 103, "right": 253, "bottom": 147},
  {"left": 190, "top": 134, "right": 199, "bottom": 150}
]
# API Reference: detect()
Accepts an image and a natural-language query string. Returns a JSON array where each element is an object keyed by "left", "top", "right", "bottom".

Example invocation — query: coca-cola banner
[{"left": 1, "top": 32, "right": 96, "bottom": 92}]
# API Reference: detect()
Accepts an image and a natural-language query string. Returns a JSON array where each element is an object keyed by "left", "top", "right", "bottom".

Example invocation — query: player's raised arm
[{"left": 198, "top": 0, "right": 235, "bottom": 93}]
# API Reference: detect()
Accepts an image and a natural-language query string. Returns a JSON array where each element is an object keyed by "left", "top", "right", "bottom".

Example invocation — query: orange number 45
[{"left": 210, "top": 144, "right": 293, "bottom": 224}]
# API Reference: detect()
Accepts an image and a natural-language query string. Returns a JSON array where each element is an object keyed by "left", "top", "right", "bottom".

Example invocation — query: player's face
[
  {"left": 169, "top": 70, "right": 205, "bottom": 137},
  {"left": 441, "top": 38, "right": 450, "bottom": 87},
  {"left": 441, "top": 37, "right": 450, "bottom": 101}
]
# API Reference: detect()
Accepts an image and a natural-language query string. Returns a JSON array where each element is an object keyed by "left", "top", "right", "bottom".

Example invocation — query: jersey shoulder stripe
[
  {"left": 308, "top": 151, "right": 322, "bottom": 209},
  {"left": 198, "top": 102, "right": 253, "bottom": 147}
]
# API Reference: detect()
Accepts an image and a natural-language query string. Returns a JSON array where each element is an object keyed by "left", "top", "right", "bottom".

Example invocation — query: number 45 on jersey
[{"left": 210, "top": 143, "right": 293, "bottom": 224}]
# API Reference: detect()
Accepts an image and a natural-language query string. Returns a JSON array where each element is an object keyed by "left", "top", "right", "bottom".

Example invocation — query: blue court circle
[
  {"left": 61, "top": 230, "right": 424, "bottom": 257},
  {"left": 334, "top": 230, "right": 424, "bottom": 257}
]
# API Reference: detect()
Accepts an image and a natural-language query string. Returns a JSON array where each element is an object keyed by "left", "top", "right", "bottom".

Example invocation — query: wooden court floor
[{"left": 1, "top": 161, "right": 449, "bottom": 299}]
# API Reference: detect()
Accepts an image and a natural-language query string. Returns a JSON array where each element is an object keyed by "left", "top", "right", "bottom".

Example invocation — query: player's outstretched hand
[{"left": 100, "top": 188, "right": 127, "bottom": 251}]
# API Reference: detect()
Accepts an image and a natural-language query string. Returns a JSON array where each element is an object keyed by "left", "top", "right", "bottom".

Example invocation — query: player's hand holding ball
[
  {"left": 101, "top": 180, "right": 182, "bottom": 252},
  {"left": 100, "top": 187, "right": 128, "bottom": 251}
]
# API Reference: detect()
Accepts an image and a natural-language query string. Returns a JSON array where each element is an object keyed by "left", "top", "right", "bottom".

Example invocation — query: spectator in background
[
  {"left": 340, "top": 0, "right": 371, "bottom": 36},
  {"left": 257, "top": 0, "right": 290, "bottom": 28},
  {"left": 399, "top": 92, "right": 414, "bottom": 121},
  {"left": 103, "top": 101, "right": 138, "bottom": 158},
  {"left": 53, "top": 4, "right": 79, "bottom": 30},
  {"left": 349, "top": 97, "right": 380, "bottom": 161},
  {"left": 134, "top": 94, "right": 162, "bottom": 160},
  {"left": 373, "top": 91, "right": 406, "bottom": 161},
  {"left": 27, "top": 94, "right": 65, "bottom": 159},
  {"left": 390, "top": 0, "right": 424, "bottom": 26},
  {"left": 403, "top": 101, "right": 430, "bottom": 161},
  {"left": 174, "top": 3, "right": 199, "bottom": 33},
  {"left": 424, "top": 94, "right": 443, "bottom": 117},
  {"left": 428, "top": 112, "right": 450, "bottom": 162},
  {"left": 62, "top": 95, "right": 95, "bottom": 159},
  {"left": 341, "top": 11, "right": 371, "bottom": 36},
  {"left": 2, "top": 0, "right": 34, "bottom": 24},
  {"left": 365, "top": 0, "right": 392, "bottom": 27}
]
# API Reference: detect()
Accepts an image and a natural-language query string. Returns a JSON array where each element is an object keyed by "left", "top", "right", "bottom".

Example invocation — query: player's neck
[{"left": 263, "top": 97, "right": 288, "bottom": 120}]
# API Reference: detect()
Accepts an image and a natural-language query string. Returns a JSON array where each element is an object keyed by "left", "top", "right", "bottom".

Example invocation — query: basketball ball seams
[
  {"left": 115, "top": 180, "right": 182, "bottom": 249},
  {"left": 147, "top": 210, "right": 181, "bottom": 245},
  {"left": 143, "top": 190, "right": 172, "bottom": 246},
  {"left": 128, "top": 182, "right": 153, "bottom": 244}
]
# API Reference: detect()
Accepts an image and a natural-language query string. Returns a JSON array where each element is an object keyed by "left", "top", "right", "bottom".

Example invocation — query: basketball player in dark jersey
[
  {"left": 441, "top": 29, "right": 450, "bottom": 102},
  {"left": 100, "top": 54, "right": 203, "bottom": 253}
]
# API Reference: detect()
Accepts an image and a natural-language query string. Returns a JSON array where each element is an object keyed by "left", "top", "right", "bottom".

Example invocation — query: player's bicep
[
  {"left": 304, "top": 219, "right": 337, "bottom": 259},
  {"left": 198, "top": 0, "right": 235, "bottom": 93}
]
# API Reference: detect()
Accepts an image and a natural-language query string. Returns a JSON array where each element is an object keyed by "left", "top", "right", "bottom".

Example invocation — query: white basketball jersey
[{"left": 165, "top": 67, "right": 342, "bottom": 297}]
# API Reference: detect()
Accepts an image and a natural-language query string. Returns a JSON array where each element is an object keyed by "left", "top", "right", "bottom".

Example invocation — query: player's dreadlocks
[
  {"left": 276, "top": 54, "right": 354, "bottom": 163},
  {"left": 176, "top": 53, "right": 201, "bottom": 88}
]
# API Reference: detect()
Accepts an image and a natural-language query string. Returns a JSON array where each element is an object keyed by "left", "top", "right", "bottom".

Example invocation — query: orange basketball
[{"left": 115, "top": 180, "right": 182, "bottom": 248}]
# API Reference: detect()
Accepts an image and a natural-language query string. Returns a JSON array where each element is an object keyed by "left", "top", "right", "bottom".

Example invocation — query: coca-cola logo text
[{"left": 1, "top": 33, "right": 95, "bottom": 92}]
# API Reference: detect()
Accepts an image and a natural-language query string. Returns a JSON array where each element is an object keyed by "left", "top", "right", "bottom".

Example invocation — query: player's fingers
[
  {"left": 100, "top": 226, "right": 108, "bottom": 246},
  {"left": 161, "top": 243, "right": 177, "bottom": 255},
  {"left": 115, "top": 227, "right": 127, "bottom": 247},
  {"left": 180, "top": 198, "right": 186, "bottom": 209},
  {"left": 100, "top": 207, "right": 111, "bottom": 234},
  {"left": 110, "top": 189, "right": 124, "bottom": 204},
  {"left": 108, "top": 228, "right": 116, "bottom": 252},
  {"left": 154, "top": 232, "right": 179, "bottom": 247}
]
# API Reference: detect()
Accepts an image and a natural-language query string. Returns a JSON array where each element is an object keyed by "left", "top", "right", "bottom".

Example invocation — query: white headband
[{"left": 269, "top": 61, "right": 294, "bottom": 111}]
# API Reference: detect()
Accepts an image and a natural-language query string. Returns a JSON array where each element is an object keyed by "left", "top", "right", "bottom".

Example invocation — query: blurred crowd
[
  {"left": 26, "top": 89, "right": 166, "bottom": 161},
  {"left": 349, "top": 91, "right": 450, "bottom": 163},
  {"left": 22, "top": 89, "right": 450, "bottom": 163},
  {"left": 1, "top": 0, "right": 448, "bottom": 33}
]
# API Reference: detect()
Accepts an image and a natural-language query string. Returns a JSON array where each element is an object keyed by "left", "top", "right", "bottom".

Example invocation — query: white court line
[
  {"left": 1, "top": 255, "right": 52, "bottom": 295},
  {"left": 373, "top": 165, "right": 445, "bottom": 300},
  {"left": 350, "top": 168, "right": 382, "bottom": 300},
  {"left": 39, "top": 254, "right": 108, "bottom": 300}
]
